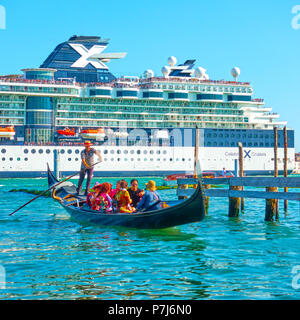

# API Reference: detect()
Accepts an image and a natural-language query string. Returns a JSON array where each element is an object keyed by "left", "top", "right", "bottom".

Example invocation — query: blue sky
[{"left": 0, "top": 0, "right": 299, "bottom": 151}]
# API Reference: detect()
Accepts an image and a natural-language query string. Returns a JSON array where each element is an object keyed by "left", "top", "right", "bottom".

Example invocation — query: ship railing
[
  {"left": 0, "top": 78, "right": 80, "bottom": 87},
  {"left": 139, "top": 77, "right": 251, "bottom": 86}
]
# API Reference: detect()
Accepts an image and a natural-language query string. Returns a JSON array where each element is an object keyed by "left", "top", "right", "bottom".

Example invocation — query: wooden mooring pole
[
  {"left": 53, "top": 149, "right": 61, "bottom": 180},
  {"left": 284, "top": 126, "right": 288, "bottom": 212},
  {"left": 193, "top": 126, "right": 210, "bottom": 214},
  {"left": 265, "top": 127, "right": 279, "bottom": 221},
  {"left": 228, "top": 142, "right": 243, "bottom": 217}
]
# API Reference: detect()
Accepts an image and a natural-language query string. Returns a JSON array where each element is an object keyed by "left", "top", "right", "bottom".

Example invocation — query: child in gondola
[
  {"left": 114, "top": 180, "right": 135, "bottom": 213},
  {"left": 86, "top": 182, "right": 102, "bottom": 210},
  {"left": 97, "top": 182, "right": 113, "bottom": 213}
]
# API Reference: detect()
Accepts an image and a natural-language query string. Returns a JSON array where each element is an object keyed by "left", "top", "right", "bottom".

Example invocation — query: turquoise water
[{"left": 0, "top": 177, "right": 299, "bottom": 300}]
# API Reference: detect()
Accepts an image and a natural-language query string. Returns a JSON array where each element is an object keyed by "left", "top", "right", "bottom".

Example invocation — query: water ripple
[{"left": 0, "top": 177, "right": 300, "bottom": 299}]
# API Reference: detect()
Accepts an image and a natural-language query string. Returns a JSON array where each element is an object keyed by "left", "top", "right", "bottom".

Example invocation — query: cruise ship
[{"left": 0, "top": 35, "right": 295, "bottom": 178}]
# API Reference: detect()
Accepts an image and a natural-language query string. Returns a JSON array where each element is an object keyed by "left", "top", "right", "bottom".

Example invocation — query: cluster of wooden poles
[{"left": 189, "top": 126, "right": 294, "bottom": 222}]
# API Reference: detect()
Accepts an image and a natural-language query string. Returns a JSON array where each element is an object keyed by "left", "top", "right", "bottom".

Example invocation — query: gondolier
[{"left": 77, "top": 141, "right": 102, "bottom": 195}]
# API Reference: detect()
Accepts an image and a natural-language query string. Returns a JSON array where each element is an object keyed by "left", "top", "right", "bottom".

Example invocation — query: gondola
[{"left": 47, "top": 167, "right": 206, "bottom": 229}]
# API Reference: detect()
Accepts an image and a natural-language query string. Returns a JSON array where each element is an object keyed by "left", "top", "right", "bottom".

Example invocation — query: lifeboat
[
  {"left": 56, "top": 127, "right": 76, "bottom": 136},
  {"left": 0, "top": 126, "right": 15, "bottom": 138},
  {"left": 80, "top": 128, "right": 106, "bottom": 140}
]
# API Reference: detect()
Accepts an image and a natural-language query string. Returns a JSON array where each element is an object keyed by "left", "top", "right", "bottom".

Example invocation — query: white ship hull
[{"left": 0, "top": 145, "right": 295, "bottom": 178}]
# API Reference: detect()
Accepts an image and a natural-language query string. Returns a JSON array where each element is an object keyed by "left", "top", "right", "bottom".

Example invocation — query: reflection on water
[{"left": 0, "top": 178, "right": 299, "bottom": 299}]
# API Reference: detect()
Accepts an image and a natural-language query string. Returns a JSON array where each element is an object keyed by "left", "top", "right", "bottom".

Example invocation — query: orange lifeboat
[
  {"left": 56, "top": 127, "right": 76, "bottom": 136},
  {"left": 80, "top": 128, "right": 105, "bottom": 140},
  {"left": 0, "top": 126, "right": 15, "bottom": 138}
]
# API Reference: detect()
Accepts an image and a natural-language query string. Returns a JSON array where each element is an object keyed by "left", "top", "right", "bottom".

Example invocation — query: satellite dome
[
  {"left": 195, "top": 67, "right": 206, "bottom": 78},
  {"left": 162, "top": 66, "right": 170, "bottom": 77},
  {"left": 231, "top": 67, "right": 240, "bottom": 80},
  {"left": 168, "top": 56, "right": 177, "bottom": 67},
  {"left": 143, "top": 69, "right": 154, "bottom": 78}
]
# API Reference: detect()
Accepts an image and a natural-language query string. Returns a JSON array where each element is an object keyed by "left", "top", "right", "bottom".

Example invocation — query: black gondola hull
[{"left": 47, "top": 166, "right": 206, "bottom": 229}]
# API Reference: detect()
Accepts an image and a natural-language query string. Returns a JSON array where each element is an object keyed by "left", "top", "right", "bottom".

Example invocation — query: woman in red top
[{"left": 86, "top": 182, "right": 102, "bottom": 210}]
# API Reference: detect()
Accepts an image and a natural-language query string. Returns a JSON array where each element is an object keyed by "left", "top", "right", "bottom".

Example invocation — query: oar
[{"left": 9, "top": 161, "right": 101, "bottom": 216}]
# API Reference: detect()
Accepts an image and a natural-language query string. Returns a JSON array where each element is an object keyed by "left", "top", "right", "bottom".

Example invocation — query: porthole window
[
  {"left": 9, "top": 157, "right": 13, "bottom": 161},
  {"left": 24, "top": 149, "right": 28, "bottom": 154},
  {"left": 143, "top": 150, "right": 147, "bottom": 154},
  {"left": 117, "top": 158, "right": 121, "bottom": 161},
  {"left": 75, "top": 149, "right": 80, "bottom": 154},
  {"left": 110, "top": 150, "right": 114, "bottom": 154},
  {"left": 60, "top": 149, "right": 65, "bottom": 154},
  {"left": 117, "top": 150, "right": 121, "bottom": 154},
  {"left": 68, "top": 150, "right": 72, "bottom": 154},
  {"left": 46, "top": 149, "right": 51, "bottom": 154},
  {"left": 104, "top": 158, "right": 107, "bottom": 161},
  {"left": 130, "top": 150, "right": 134, "bottom": 154},
  {"left": 150, "top": 158, "right": 154, "bottom": 161},
  {"left": 25, "top": 158, "right": 28, "bottom": 161},
  {"left": 2, "top": 157, "right": 5, "bottom": 161},
  {"left": 31, "top": 149, "right": 36, "bottom": 154},
  {"left": 157, "top": 150, "right": 161, "bottom": 154},
  {"left": 39, "top": 149, "right": 43, "bottom": 154},
  {"left": 104, "top": 150, "right": 108, "bottom": 154},
  {"left": 124, "top": 150, "right": 128, "bottom": 154},
  {"left": 17, "top": 157, "right": 21, "bottom": 161},
  {"left": 163, "top": 150, "right": 167, "bottom": 154},
  {"left": 111, "top": 158, "right": 114, "bottom": 161},
  {"left": 68, "top": 158, "right": 72, "bottom": 161},
  {"left": 1, "top": 149, "right": 6, "bottom": 154},
  {"left": 150, "top": 150, "right": 154, "bottom": 155},
  {"left": 75, "top": 158, "right": 79, "bottom": 161},
  {"left": 137, "top": 150, "right": 141, "bottom": 154}
]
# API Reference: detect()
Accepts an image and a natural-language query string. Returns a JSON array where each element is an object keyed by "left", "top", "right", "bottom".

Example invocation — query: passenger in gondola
[
  {"left": 109, "top": 180, "right": 121, "bottom": 200},
  {"left": 115, "top": 180, "right": 135, "bottom": 213},
  {"left": 98, "top": 182, "right": 113, "bottom": 213},
  {"left": 128, "top": 179, "right": 144, "bottom": 208},
  {"left": 86, "top": 182, "right": 102, "bottom": 210},
  {"left": 136, "top": 180, "right": 162, "bottom": 212}
]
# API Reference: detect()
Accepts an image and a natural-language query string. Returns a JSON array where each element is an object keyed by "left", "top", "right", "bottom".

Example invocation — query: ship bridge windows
[
  {"left": 168, "top": 92, "right": 188, "bottom": 100},
  {"left": 143, "top": 91, "right": 163, "bottom": 99},
  {"left": 197, "top": 94, "right": 223, "bottom": 101},
  {"left": 116, "top": 90, "right": 138, "bottom": 98},
  {"left": 227, "top": 95, "right": 251, "bottom": 102}
]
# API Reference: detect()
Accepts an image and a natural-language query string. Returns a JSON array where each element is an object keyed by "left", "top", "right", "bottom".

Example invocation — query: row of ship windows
[
  {"left": 1, "top": 148, "right": 170, "bottom": 155},
  {"left": 1, "top": 157, "right": 192, "bottom": 162}
]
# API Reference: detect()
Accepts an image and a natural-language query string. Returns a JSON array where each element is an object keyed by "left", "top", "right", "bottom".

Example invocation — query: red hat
[
  {"left": 93, "top": 182, "right": 102, "bottom": 189},
  {"left": 84, "top": 140, "right": 92, "bottom": 146}
]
